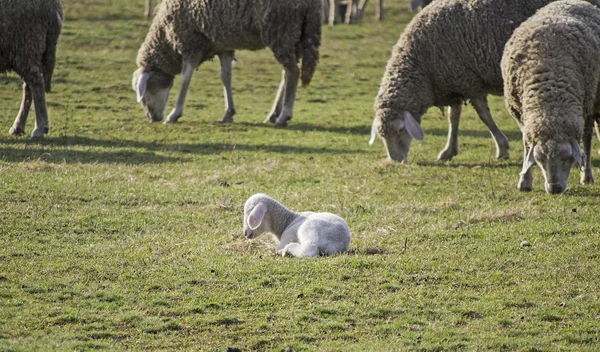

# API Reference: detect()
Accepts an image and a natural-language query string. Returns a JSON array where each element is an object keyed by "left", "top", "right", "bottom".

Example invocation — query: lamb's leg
[
  {"left": 518, "top": 142, "right": 533, "bottom": 192},
  {"left": 581, "top": 116, "right": 594, "bottom": 184},
  {"left": 264, "top": 71, "right": 285, "bottom": 123},
  {"left": 277, "top": 242, "right": 319, "bottom": 257},
  {"left": 9, "top": 82, "right": 33, "bottom": 136},
  {"left": 165, "top": 60, "right": 196, "bottom": 123},
  {"left": 438, "top": 104, "right": 461, "bottom": 161},
  {"left": 274, "top": 64, "right": 299, "bottom": 126},
  {"left": 218, "top": 51, "right": 236, "bottom": 123},
  {"left": 471, "top": 96, "right": 510, "bottom": 160}
]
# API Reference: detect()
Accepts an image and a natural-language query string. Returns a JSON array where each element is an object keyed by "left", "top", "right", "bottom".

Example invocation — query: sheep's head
[
  {"left": 243, "top": 200, "right": 268, "bottom": 240},
  {"left": 369, "top": 109, "right": 424, "bottom": 163},
  {"left": 522, "top": 139, "right": 584, "bottom": 194},
  {"left": 132, "top": 67, "right": 174, "bottom": 122}
]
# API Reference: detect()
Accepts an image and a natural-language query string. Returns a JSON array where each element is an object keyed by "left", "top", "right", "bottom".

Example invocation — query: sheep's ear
[
  {"left": 403, "top": 111, "right": 424, "bottom": 141},
  {"left": 247, "top": 203, "right": 267, "bottom": 230},
  {"left": 521, "top": 146, "right": 536, "bottom": 175},
  {"left": 136, "top": 72, "right": 150, "bottom": 103},
  {"left": 369, "top": 119, "right": 378, "bottom": 146},
  {"left": 571, "top": 141, "right": 584, "bottom": 166}
]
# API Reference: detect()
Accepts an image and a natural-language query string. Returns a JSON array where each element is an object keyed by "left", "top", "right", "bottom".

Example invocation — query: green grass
[{"left": 1, "top": 0, "right": 600, "bottom": 350}]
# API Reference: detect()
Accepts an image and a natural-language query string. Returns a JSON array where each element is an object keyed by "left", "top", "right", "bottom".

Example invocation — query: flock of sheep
[{"left": 2, "top": 0, "right": 600, "bottom": 196}]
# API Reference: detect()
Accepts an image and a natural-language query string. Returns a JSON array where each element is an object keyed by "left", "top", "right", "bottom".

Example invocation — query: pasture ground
[{"left": 1, "top": 0, "right": 599, "bottom": 350}]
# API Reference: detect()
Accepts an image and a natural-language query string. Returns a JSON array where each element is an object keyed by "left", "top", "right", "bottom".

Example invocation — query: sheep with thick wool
[
  {"left": 370, "top": 0, "right": 600, "bottom": 163},
  {"left": 243, "top": 194, "right": 351, "bottom": 258},
  {"left": 502, "top": 0, "right": 600, "bottom": 194},
  {"left": 1, "top": 0, "right": 63, "bottom": 138},
  {"left": 132, "top": 0, "right": 321, "bottom": 126}
]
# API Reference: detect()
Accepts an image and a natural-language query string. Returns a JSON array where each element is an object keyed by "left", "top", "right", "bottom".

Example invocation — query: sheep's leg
[
  {"left": 376, "top": 0, "right": 384, "bottom": 21},
  {"left": 219, "top": 51, "right": 236, "bottom": 123},
  {"left": 264, "top": 71, "right": 285, "bottom": 123},
  {"left": 595, "top": 116, "right": 600, "bottom": 155},
  {"left": 145, "top": 0, "right": 152, "bottom": 18},
  {"left": 165, "top": 60, "right": 196, "bottom": 123},
  {"left": 274, "top": 64, "right": 299, "bottom": 126},
  {"left": 438, "top": 104, "right": 461, "bottom": 161},
  {"left": 581, "top": 116, "right": 594, "bottom": 184},
  {"left": 26, "top": 70, "right": 50, "bottom": 138},
  {"left": 9, "top": 82, "right": 33, "bottom": 136},
  {"left": 471, "top": 97, "right": 510, "bottom": 160},
  {"left": 518, "top": 142, "right": 533, "bottom": 192},
  {"left": 328, "top": 0, "right": 340, "bottom": 26}
]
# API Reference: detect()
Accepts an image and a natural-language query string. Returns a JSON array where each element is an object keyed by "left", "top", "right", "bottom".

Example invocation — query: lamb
[
  {"left": 501, "top": 0, "right": 600, "bottom": 194},
  {"left": 132, "top": 0, "right": 321, "bottom": 126},
  {"left": 369, "top": 0, "right": 600, "bottom": 163},
  {"left": 243, "top": 194, "right": 351, "bottom": 258},
  {"left": 1, "top": 0, "right": 63, "bottom": 138}
]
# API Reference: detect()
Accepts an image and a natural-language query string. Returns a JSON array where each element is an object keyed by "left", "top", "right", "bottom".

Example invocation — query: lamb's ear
[
  {"left": 136, "top": 72, "right": 151, "bottom": 103},
  {"left": 369, "top": 119, "right": 378, "bottom": 146},
  {"left": 403, "top": 111, "right": 424, "bottom": 141},
  {"left": 571, "top": 140, "right": 584, "bottom": 166},
  {"left": 247, "top": 203, "right": 267, "bottom": 230},
  {"left": 521, "top": 146, "right": 536, "bottom": 175}
]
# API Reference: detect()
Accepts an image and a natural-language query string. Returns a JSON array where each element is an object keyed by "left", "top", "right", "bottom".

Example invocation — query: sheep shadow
[
  {"left": 239, "top": 121, "right": 371, "bottom": 135},
  {"left": 425, "top": 127, "right": 523, "bottom": 141},
  {"left": 0, "top": 135, "right": 369, "bottom": 164}
]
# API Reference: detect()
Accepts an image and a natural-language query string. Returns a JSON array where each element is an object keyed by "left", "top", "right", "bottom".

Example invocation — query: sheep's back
[
  {"left": 191, "top": 0, "right": 321, "bottom": 51},
  {"left": 0, "top": 0, "right": 63, "bottom": 74},
  {"left": 502, "top": 0, "right": 600, "bottom": 139}
]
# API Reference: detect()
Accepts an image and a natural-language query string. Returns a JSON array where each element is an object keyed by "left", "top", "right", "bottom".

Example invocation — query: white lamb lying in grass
[{"left": 243, "top": 194, "right": 351, "bottom": 257}]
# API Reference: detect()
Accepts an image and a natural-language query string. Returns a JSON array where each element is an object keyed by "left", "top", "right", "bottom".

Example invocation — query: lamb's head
[
  {"left": 369, "top": 109, "right": 424, "bottom": 163},
  {"left": 243, "top": 196, "right": 270, "bottom": 240},
  {"left": 523, "top": 139, "right": 584, "bottom": 194},
  {"left": 132, "top": 67, "right": 174, "bottom": 122}
]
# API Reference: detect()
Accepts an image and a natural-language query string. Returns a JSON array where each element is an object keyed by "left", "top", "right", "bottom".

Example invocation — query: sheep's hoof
[
  {"left": 165, "top": 110, "right": 182, "bottom": 123},
  {"left": 31, "top": 127, "right": 47, "bottom": 139},
  {"left": 221, "top": 110, "right": 235, "bottom": 123},
  {"left": 264, "top": 113, "right": 278, "bottom": 124},
  {"left": 581, "top": 173, "right": 594, "bottom": 184},
  {"left": 437, "top": 148, "right": 457, "bottom": 161},
  {"left": 9, "top": 126, "right": 25, "bottom": 136},
  {"left": 274, "top": 115, "right": 292, "bottom": 127},
  {"left": 517, "top": 184, "right": 532, "bottom": 192},
  {"left": 496, "top": 151, "right": 510, "bottom": 160}
]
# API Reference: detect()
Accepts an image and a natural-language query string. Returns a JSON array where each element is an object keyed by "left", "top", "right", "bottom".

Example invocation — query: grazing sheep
[
  {"left": 243, "top": 194, "right": 351, "bottom": 257},
  {"left": 132, "top": 0, "right": 321, "bottom": 126},
  {"left": 502, "top": 0, "right": 600, "bottom": 194},
  {"left": 369, "top": 0, "right": 600, "bottom": 163},
  {"left": 2, "top": 0, "right": 63, "bottom": 138}
]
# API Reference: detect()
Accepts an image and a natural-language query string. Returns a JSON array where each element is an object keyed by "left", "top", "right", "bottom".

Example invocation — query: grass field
[{"left": 1, "top": 0, "right": 600, "bottom": 350}]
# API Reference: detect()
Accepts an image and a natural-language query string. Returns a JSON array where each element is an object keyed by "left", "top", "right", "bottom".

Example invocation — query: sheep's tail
[
  {"left": 300, "top": 3, "right": 322, "bottom": 87},
  {"left": 42, "top": 6, "right": 64, "bottom": 93}
]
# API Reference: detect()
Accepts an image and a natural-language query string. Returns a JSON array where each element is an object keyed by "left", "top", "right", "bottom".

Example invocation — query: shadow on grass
[
  {"left": 0, "top": 135, "right": 368, "bottom": 164},
  {"left": 0, "top": 146, "right": 188, "bottom": 164},
  {"left": 426, "top": 127, "right": 522, "bottom": 141},
  {"left": 238, "top": 121, "right": 372, "bottom": 135}
]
